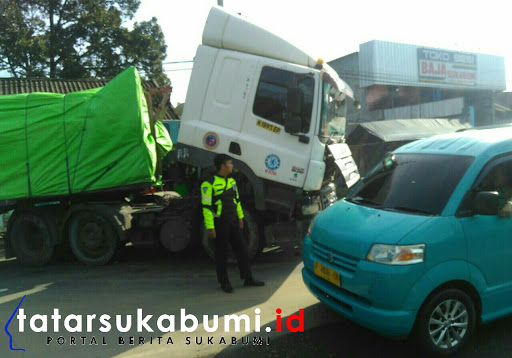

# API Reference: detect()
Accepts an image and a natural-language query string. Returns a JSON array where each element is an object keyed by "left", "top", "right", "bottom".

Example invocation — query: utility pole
[
  {"left": 491, "top": 91, "right": 495, "bottom": 125},
  {"left": 217, "top": 0, "right": 223, "bottom": 6}
]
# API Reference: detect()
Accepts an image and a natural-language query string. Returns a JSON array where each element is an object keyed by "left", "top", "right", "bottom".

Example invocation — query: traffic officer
[{"left": 201, "top": 154, "right": 265, "bottom": 293}]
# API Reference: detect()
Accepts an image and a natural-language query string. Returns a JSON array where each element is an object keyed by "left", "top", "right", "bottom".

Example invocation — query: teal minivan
[{"left": 302, "top": 126, "right": 512, "bottom": 355}]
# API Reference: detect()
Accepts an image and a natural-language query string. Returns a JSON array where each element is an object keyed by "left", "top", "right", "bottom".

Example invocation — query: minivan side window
[
  {"left": 477, "top": 162, "right": 512, "bottom": 193},
  {"left": 460, "top": 159, "right": 512, "bottom": 213},
  {"left": 253, "top": 66, "right": 314, "bottom": 133}
]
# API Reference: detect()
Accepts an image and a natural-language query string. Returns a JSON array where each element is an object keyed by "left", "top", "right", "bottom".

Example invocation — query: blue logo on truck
[{"left": 265, "top": 155, "right": 281, "bottom": 171}]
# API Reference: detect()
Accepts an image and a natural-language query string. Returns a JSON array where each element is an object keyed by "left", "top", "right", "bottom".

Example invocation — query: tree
[{"left": 0, "top": 0, "right": 169, "bottom": 84}]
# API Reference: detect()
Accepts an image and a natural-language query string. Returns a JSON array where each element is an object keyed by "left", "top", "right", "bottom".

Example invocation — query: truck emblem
[
  {"left": 328, "top": 252, "right": 334, "bottom": 263},
  {"left": 265, "top": 154, "right": 281, "bottom": 171},
  {"left": 203, "top": 132, "right": 219, "bottom": 150}
]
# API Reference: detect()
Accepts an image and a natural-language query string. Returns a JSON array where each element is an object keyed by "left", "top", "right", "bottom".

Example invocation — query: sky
[{"left": 131, "top": 0, "right": 510, "bottom": 105}]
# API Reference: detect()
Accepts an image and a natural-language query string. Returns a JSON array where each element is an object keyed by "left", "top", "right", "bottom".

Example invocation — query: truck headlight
[
  {"left": 302, "top": 197, "right": 321, "bottom": 216},
  {"left": 307, "top": 220, "right": 315, "bottom": 238},
  {"left": 367, "top": 244, "right": 425, "bottom": 265}
]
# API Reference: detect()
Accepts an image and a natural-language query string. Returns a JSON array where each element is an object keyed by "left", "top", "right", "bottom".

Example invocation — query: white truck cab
[{"left": 177, "top": 6, "right": 359, "bottom": 220}]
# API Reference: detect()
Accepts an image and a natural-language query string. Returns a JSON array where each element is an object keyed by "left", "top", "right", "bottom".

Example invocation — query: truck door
[
  {"left": 237, "top": 64, "right": 318, "bottom": 187},
  {"left": 185, "top": 50, "right": 260, "bottom": 157}
]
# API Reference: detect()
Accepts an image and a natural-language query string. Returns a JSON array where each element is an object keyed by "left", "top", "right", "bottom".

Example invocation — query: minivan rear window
[{"left": 347, "top": 153, "right": 474, "bottom": 215}]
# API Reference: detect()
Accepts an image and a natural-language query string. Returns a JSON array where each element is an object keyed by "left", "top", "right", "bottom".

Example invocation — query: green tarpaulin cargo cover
[{"left": 0, "top": 67, "right": 172, "bottom": 201}]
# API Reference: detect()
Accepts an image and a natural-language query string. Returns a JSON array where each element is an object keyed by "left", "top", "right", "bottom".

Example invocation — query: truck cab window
[
  {"left": 320, "top": 82, "right": 347, "bottom": 139},
  {"left": 253, "top": 66, "right": 314, "bottom": 133}
]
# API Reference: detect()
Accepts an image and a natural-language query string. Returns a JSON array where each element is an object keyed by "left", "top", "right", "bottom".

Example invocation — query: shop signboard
[{"left": 418, "top": 48, "right": 477, "bottom": 86}]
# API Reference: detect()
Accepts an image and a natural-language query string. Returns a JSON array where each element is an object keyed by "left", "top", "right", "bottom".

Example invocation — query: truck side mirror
[
  {"left": 284, "top": 115, "right": 302, "bottom": 134},
  {"left": 473, "top": 191, "right": 500, "bottom": 215}
]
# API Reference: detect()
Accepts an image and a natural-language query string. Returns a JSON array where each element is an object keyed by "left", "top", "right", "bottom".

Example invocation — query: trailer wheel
[
  {"left": 9, "top": 212, "right": 55, "bottom": 266},
  {"left": 201, "top": 209, "right": 262, "bottom": 262},
  {"left": 68, "top": 210, "right": 118, "bottom": 265}
]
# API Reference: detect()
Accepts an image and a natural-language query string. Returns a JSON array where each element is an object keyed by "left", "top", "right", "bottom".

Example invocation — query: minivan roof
[{"left": 396, "top": 124, "right": 512, "bottom": 158}]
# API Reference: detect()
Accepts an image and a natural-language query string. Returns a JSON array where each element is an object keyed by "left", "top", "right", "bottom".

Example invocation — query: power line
[
  {"left": 160, "top": 60, "right": 504, "bottom": 82},
  {"left": 162, "top": 60, "right": 194, "bottom": 65},
  {"left": 1, "top": 61, "right": 504, "bottom": 89},
  {"left": 164, "top": 68, "right": 193, "bottom": 72},
  {"left": 159, "top": 61, "right": 503, "bottom": 85}
]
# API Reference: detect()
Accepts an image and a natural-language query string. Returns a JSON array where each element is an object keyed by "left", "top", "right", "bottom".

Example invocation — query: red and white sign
[{"left": 418, "top": 48, "right": 477, "bottom": 86}]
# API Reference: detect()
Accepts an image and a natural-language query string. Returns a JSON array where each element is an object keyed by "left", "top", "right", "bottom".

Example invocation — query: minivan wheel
[{"left": 415, "top": 289, "right": 476, "bottom": 355}]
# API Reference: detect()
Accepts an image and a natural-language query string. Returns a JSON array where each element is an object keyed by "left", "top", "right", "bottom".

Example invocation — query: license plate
[{"left": 314, "top": 261, "right": 340, "bottom": 287}]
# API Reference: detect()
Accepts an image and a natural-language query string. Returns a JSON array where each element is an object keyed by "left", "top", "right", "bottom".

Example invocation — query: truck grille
[{"left": 312, "top": 241, "right": 359, "bottom": 275}]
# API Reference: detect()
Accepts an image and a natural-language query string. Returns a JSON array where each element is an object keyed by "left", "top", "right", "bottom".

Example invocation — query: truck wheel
[
  {"left": 158, "top": 192, "right": 195, "bottom": 253},
  {"left": 160, "top": 217, "right": 191, "bottom": 252},
  {"left": 243, "top": 209, "right": 263, "bottom": 260},
  {"left": 68, "top": 210, "right": 118, "bottom": 265},
  {"left": 414, "top": 288, "right": 476, "bottom": 355},
  {"left": 9, "top": 212, "right": 54, "bottom": 266},
  {"left": 201, "top": 209, "right": 262, "bottom": 262}
]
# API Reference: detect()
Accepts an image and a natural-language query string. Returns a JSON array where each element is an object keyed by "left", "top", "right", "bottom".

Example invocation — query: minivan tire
[{"left": 414, "top": 288, "right": 476, "bottom": 356}]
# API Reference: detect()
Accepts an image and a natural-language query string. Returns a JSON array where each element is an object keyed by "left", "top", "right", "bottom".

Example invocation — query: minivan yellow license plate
[{"left": 314, "top": 261, "right": 340, "bottom": 287}]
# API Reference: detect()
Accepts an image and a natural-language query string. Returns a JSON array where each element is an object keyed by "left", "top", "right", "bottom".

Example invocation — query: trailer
[{"left": 0, "top": 67, "right": 193, "bottom": 265}]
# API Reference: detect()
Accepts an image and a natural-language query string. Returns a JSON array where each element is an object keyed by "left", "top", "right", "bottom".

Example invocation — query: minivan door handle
[{"left": 229, "top": 142, "right": 241, "bottom": 155}]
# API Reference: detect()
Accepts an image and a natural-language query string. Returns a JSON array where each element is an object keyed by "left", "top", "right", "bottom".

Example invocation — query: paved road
[{"left": 1, "top": 236, "right": 512, "bottom": 358}]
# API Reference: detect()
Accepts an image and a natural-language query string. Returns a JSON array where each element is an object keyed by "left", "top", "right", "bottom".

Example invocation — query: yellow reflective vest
[{"left": 201, "top": 175, "right": 244, "bottom": 229}]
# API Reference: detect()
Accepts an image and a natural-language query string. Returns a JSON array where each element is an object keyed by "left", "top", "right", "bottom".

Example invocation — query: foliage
[{"left": 0, "top": 0, "right": 169, "bottom": 84}]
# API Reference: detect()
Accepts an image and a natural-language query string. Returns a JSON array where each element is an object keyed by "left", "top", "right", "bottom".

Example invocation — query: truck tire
[
  {"left": 9, "top": 211, "right": 55, "bottom": 266},
  {"left": 157, "top": 191, "right": 196, "bottom": 253},
  {"left": 243, "top": 209, "right": 263, "bottom": 260},
  {"left": 159, "top": 217, "right": 191, "bottom": 252},
  {"left": 68, "top": 210, "right": 118, "bottom": 265},
  {"left": 201, "top": 209, "right": 262, "bottom": 262}
]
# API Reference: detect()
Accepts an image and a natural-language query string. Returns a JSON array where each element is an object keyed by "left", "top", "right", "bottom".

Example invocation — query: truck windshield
[
  {"left": 346, "top": 153, "right": 474, "bottom": 215},
  {"left": 319, "top": 81, "right": 347, "bottom": 140}
]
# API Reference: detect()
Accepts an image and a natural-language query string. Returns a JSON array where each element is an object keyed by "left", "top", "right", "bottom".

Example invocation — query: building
[{"left": 329, "top": 40, "right": 507, "bottom": 128}]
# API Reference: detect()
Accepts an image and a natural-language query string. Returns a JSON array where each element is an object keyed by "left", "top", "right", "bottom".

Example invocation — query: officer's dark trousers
[{"left": 214, "top": 218, "right": 251, "bottom": 285}]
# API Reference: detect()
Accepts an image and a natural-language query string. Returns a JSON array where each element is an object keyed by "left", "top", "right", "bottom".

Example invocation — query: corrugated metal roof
[
  {"left": 0, "top": 77, "right": 179, "bottom": 119},
  {"left": 0, "top": 78, "right": 107, "bottom": 94},
  {"left": 398, "top": 125, "right": 512, "bottom": 157},
  {"left": 352, "top": 118, "right": 471, "bottom": 142},
  {"left": 384, "top": 97, "right": 464, "bottom": 120}
]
